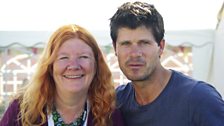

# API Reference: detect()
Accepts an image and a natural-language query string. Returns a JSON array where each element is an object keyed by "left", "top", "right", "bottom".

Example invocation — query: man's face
[{"left": 115, "top": 26, "right": 163, "bottom": 82}]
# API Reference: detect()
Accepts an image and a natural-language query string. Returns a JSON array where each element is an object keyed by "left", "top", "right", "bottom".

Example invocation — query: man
[{"left": 109, "top": 1, "right": 224, "bottom": 126}]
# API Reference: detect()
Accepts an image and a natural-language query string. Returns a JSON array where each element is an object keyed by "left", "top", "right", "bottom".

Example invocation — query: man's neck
[{"left": 133, "top": 68, "right": 171, "bottom": 105}]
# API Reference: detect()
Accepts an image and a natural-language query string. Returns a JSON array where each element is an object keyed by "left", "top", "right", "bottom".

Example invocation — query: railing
[{"left": 0, "top": 45, "right": 192, "bottom": 117}]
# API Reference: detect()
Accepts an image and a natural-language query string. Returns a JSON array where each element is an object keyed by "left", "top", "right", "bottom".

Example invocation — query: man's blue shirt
[{"left": 116, "top": 70, "right": 224, "bottom": 126}]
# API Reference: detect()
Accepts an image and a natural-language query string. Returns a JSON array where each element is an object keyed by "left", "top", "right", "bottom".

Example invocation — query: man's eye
[
  {"left": 140, "top": 40, "right": 150, "bottom": 45},
  {"left": 143, "top": 41, "right": 149, "bottom": 44},
  {"left": 120, "top": 41, "right": 130, "bottom": 46}
]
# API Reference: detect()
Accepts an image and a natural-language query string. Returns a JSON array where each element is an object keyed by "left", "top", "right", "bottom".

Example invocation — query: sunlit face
[
  {"left": 53, "top": 38, "right": 96, "bottom": 95},
  {"left": 115, "top": 26, "right": 163, "bottom": 82}
]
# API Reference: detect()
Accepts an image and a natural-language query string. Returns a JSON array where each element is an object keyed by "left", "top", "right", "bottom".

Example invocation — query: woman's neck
[{"left": 54, "top": 93, "right": 87, "bottom": 124}]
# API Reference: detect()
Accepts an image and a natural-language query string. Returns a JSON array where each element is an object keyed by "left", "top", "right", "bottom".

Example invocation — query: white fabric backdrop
[{"left": 208, "top": 17, "right": 224, "bottom": 97}]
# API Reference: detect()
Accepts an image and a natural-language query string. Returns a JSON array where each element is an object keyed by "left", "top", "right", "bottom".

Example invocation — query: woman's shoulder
[
  {"left": 4, "top": 99, "right": 20, "bottom": 113},
  {"left": 87, "top": 108, "right": 125, "bottom": 126},
  {"left": 111, "top": 108, "right": 125, "bottom": 126},
  {"left": 0, "top": 99, "right": 21, "bottom": 126}
]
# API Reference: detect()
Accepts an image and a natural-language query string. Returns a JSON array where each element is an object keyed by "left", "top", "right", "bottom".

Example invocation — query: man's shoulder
[
  {"left": 171, "top": 70, "right": 218, "bottom": 93},
  {"left": 189, "top": 82, "right": 224, "bottom": 125},
  {"left": 116, "top": 82, "right": 133, "bottom": 95},
  {"left": 190, "top": 82, "right": 223, "bottom": 101},
  {"left": 115, "top": 83, "right": 133, "bottom": 105},
  {"left": 170, "top": 70, "right": 204, "bottom": 88}
]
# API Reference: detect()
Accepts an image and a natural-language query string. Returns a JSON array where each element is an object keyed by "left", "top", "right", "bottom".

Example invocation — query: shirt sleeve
[{"left": 190, "top": 82, "right": 224, "bottom": 126}]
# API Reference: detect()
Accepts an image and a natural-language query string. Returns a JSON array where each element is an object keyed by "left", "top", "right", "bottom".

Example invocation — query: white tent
[
  {"left": 208, "top": 3, "right": 224, "bottom": 96},
  {"left": 165, "top": 30, "right": 214, "bottom": 81},
  {"left": 165, "top": 3, "right": 224, "bottom": 96}
]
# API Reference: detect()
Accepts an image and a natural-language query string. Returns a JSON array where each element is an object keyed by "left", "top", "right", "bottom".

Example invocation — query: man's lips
[{"left": 127, "top": 63, "right": 144, "bottom": 68}]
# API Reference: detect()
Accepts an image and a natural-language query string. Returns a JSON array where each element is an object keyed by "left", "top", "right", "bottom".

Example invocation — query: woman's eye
[
  {"left": 59, "top": 56, "right": 68, "bottom": 60},
  {"left": 80, "top": 55, "right": 89, "bottom": 59}
]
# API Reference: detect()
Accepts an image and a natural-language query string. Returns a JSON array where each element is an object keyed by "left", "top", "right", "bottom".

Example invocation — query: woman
[{"left": 0, "top": 24, "right": 124, "bottom": 126}]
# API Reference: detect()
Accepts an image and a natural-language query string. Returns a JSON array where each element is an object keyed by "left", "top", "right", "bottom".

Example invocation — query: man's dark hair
[{"left": 110, "top": 1, "right": 165, "bottom": 47}]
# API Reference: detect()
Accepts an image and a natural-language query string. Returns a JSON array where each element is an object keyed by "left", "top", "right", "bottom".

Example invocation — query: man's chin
[{"left": 126, "top": 75, "right": 145, "bottom": 81}]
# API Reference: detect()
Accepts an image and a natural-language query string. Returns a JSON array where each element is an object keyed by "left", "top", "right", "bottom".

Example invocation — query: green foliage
[{"left": 0, "top": 102, "right": 5, "bottom": 118}]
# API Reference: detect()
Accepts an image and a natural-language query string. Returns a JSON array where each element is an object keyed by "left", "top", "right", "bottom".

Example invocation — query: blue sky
[{"left": 0, "top": 0, "right": 223, "bottom": 31}]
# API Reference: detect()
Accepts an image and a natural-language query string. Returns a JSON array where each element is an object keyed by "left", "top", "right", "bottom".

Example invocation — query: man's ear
[
  {"left": 113, "top": 41, "right": 117, "bottom": 56},
  {"left": 159, "top": 39, "right": 165, "bottom": 56}
]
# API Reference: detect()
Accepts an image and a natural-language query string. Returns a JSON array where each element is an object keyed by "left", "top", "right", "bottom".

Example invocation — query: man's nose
[{"left": 130, "top": 46, "right": 143, "bottom": 57}]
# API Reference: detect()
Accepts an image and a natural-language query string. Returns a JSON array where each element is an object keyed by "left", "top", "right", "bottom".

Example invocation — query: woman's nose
[
  {"left": 67, "top": 65, "right": 81, "bottom": 70},
  {"left": 66, "top": 59, "right": 81, "bottom": 70}
]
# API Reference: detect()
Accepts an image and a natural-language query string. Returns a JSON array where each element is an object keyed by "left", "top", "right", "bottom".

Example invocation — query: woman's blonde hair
[{"left": 18, "top": 24, "right": 115, "bottom": 126}]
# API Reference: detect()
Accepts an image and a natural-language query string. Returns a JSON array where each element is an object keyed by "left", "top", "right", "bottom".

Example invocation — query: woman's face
[{"left": 53, "top": 38, "right": 96, "bottom": 95}]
